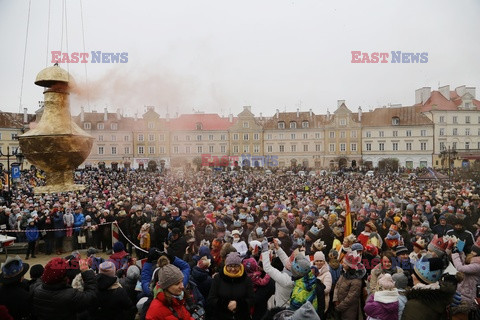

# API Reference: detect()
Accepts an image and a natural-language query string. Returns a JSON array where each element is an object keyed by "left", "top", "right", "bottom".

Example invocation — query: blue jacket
[
  {"left": 73, "top": 213, "right": 85, "bottom": 232},
  {"left": 26, "top": 225, "right": 39, "bottom": 242},
  {"left": 53, "top": 213, "right": 65, "bottom": 238},
  {"left": 141, "top": 256, "right": 191, "bottom": 296}
]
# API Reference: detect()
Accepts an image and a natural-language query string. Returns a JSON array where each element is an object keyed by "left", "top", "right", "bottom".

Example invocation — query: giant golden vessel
[{"left": 18, "top": 64, "right": 94, "bottom": 193}]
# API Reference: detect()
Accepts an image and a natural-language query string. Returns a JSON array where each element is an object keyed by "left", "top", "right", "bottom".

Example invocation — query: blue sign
[{"left": 11, "top": 165, "right": 20, "bottom": 179}]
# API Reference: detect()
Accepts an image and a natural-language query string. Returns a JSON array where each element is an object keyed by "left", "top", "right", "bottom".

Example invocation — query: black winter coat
[
  {"left": 119, "top": 275, "right": 139, "bottom": 306},
  {"left": 0, "top": 280, "right": 31, "bottom": 320},
  {"left": 32, "top": 270, "right": 97, "bottom": 320},
  {"left": 168, "top": 236, "right": 188, "bottom": 259},
  {"left": 191, "top": 266, "right": 212, "bottom": 300},
  {"left": 90, "top": 274, "right": 135, "bottom": 320},
  {"left": 207, "top": 268, "right": 254, "bottom": 320}
]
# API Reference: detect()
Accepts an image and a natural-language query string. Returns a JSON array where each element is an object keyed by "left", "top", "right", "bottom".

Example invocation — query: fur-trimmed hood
[{"left": 406, "top": 282, "right": 456, "bottom": 314}]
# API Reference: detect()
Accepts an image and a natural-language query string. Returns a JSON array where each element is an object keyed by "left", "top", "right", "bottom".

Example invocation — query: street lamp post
[
  {"left": 0, "top": 146, "right": 24, "bottom": 193},
  {"left": 440, "top": 146, "right": 458, "bottom": 184}
]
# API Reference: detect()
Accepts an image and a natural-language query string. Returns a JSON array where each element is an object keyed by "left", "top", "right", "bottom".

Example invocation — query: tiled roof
[
  {"left": 169, "top": 114, "right": 235, "bottom": 131},
  {"left": 361, "top": 106, "right": 432, "bottom": 127},
  {"left": 0, "top": 112, "right": 35, "bottom": 129},
  {"left": 417, "top": 90, "right": 480, "bottom": 112},
  {"left": 263, "top": 112, "right": 316, "bottom": 129}
]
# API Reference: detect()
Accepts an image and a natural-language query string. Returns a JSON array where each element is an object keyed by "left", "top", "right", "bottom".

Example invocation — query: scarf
[
  {"left": 223, "top": 264, "right": 245, "bottom": 278},
  {"left": 386, "top": 231, "right": 400, "bottom": 240},
  {"left": 139, "top": 230, "right": 148, "bottom": 247}
]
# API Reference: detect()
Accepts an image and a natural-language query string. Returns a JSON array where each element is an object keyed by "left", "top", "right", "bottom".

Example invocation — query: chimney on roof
[
  {"left": 134, "top": 113, "right": 138, "bottom": 121},
  {"left": 415, "top": 87, "right": 431, "bottom": 104},
  {"left": 259, "top": 112, "right": 263, "bottom": 120},
  {"left": 23, "top": 108, "right": 28, "bottom": 124},
  {"left": 104, "top": 108, "right": 108, "bottom": 121},
  {"left": 466, "top": 87, "right": 476, "bottom": 98},
  {"left": 80, "top": 106, "right": 85, "bottom": 122},
  {"left": 175, "top": 112, "right": 178, "bottom": 118},
  {"left": 296, "top": 108, "right": 300, "bottom": 117},
  {"left": 228, "top": 113, "right": 233, "bottom": 123},
  {"left": 166, "top": 113, "right": 170, "bottom": 122},
  {"left": 358, "top": 107, "right": 362, "bottom": 122},
  {"left": 337, "top": 100, "right": 345, "bottom": 108},
  {"left": 439, "top": 85, "right": 450, "bottom": 100},
  {"left": 244, "top": 106, "right": 251, "bottom": 112},
  {"left": 455, "top": 85, "right": 466, "bottom": 97},
  {"left": 276, "top": 109, "right": 279, "bottom": 119},
  {"left": 327, "top": 109, "right": 331, "bottom": 120},
  {"left": 309, "top": 108, "right": 312, "bottom": 117},
  {"left": 116, "top": 108, "right": 121, "bottom": 120}
]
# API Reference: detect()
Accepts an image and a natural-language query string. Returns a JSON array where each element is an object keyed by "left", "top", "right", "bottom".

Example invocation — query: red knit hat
[{"left": 41, "top": 258, "right": 68, "bottom": 285}]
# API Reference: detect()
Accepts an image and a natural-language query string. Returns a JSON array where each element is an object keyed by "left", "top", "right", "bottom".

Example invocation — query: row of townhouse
[{"left": 2, "top": 85, "right": 479, "bottom": 171}]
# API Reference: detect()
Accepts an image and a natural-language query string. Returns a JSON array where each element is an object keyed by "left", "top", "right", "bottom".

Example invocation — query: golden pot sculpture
[{"left": 18, "top": 64, "right": 94, "bottom": 194}]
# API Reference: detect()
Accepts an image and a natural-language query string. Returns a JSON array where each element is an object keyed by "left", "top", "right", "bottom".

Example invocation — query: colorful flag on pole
[
  {"left": 111, "top": 221, "right": 120, "bottom": 248},
  {"left": 345, "top": 194, "right": 352, "bottom": 236}
]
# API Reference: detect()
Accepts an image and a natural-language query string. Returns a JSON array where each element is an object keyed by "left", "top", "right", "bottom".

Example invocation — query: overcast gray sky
[{"left": 1, "top": 0, "right": 479, "bottom": 117}]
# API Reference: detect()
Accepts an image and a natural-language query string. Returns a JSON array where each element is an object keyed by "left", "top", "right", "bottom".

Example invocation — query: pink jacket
[{"left": 452, "top": 252, "right": 480, "bottom": 302}]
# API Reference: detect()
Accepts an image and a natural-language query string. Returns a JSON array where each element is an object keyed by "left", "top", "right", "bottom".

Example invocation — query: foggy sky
[{"left": 0, "top": 0, "right": 479, "bottom": 117}]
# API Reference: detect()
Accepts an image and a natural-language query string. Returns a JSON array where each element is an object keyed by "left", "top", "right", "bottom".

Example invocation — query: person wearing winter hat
[
  {"left": 231, "top": 229, "right": 248, "bottom": 256},
  {"left": 278, "top": 227, "right": 293, "bottom": 254},
  {"left": 351, "top": 242, "right": 364, "bottom": 254},
  {"left": 427, "top": 234, "right": 449, "bottom": 258},
  {"left": 370, "top": 251, "right": 404, "bottom": 294},
  {"left": 384, "top": 224, "right": 403, "bottom": 250},
  {"left": 0, "top": 256, "right": 31, "bottom": 319},
  {"left": 32, "top": 257, "right": 97, "bottom": 319},
  {"left": 392, "top": 273, "right": 408, "bottom": 319},
  {"left": 432, "top": 215, "right": 453, "bottom": 236},
  {"left": 402, "top": 256, "right": 457, "bottom": 319},
  {"left": 207, "top": 252, "right": 254, "bottom": 320},
  {"left": 333, "top": 251, "right": 366, "bottom": 320},
  {"left": 28, "top": 263, "right": 44, "bottom": 293},
  {"left": 395, "top": 245, "right": 413, "bottom": 271},
  {"left": 109, "top": 241, "right": 130, "bottom": 273},
  {"left": 358, "top": 221, "right": 377, "bottom": 247},
  {"left": 119, "top": 264, "right": 142, "bottom": 305},
  {"left": 312, "top": 250, "right": 333, "bottom": 311},
  {"left": 93, "top": 261, "right": 135, "bottom": 320},
  {"left": 410, "top": 239, "right": 427, "bottom": 265},
  {"left": 364, "top": 273, "right": 400, "bottom": 320},
  {"left": 274, "top": 301, "right": 320, "bottom": 320},
  {"left": 191, "top": 256, "right": 213, "bottom": 301},
  {"left": 146, "top": 256, "right": 193, "bottom": 320},
  {"left": 446, "top": 215, "right": 475, "bottom": 254}
]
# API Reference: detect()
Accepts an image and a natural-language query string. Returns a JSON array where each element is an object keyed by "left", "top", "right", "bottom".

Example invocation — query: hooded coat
[
  {"left": 261, "top": 248, "right": 294, "bottom": 308},
  {"left": 364, "top": 290, "right": 400, "bottom": 320},
  {"left": 401, "top": 282, "right": 456, "bottom": 320},
  {"left": 90, "top": 273, "right": 135, "bottom": 320},
  {"left": 332, "top": 266, "right": 366, "bottom": 320},
  {"left": 451, "top": 252, "right": 480, "bottom": 303},
  {"left": 146, "top": 291, "right": 194, "bottom": 320},
  {"left": 191, "top": 265, "right": 213, "bottom": 300}
]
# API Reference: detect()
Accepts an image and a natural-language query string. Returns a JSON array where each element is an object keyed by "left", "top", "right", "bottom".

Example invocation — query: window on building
[
  {"left": 111, "top": 135, "right": 116, "bottom": 142},
  {"left": 149, "top": 134, "right": 155, "bottom": 141},
  {"left": 291, "top": 133, "right": 296, "bottom": 140},
  {"left": 98, "top": 135, "right": 103, "bottom": 142},
  {"left": 197, "top": 135, "right": 202, "bottom": 141},
  {"left": 278, "top": 122, "right": 285, "bottom": 129},
  {"left": 0, "top": 133, "right": 2, "bottom": 140},
  {"left": 221, "top": 134, "right": 227, "bottom": 141},
  {"left": 243, "top": 121, "right": 249, "bottom": 128},
  {"left": 159, "top": 134, "right": 165, "bottom": 141},
  {"left": 233, "top": 134, "right": 239, "bottom": 140},
  {"left": 209, "top": 145, "right": 214, "bottom": 153},
  {"left": 302, "top": 121, "right": 309, "bottom": 128},
  {"left": 406, "top": 161, "right": 413, "bottom": 169},
  {"left": 466, "top": 128, "right": 470, "bottom": 136},
  {"left": 174, "top": 135, "right": 179, "bottom": 141},
  {"left": 148, "top": 122, "right": 154, "bottom": 130},
  {"left": 98, "top": 146, "right": 104, "bottom": 155},
  {"left": 440, "top": 142, "right": 445, "bottom": 151},
  {"left": 366, "top": 131, "right": 371, "bottom": 138},
  {"left": 420, "top": 161, "right": 427, "bottom": 168},
  {"left": 221, "top": 146, "right": 226, "bottom": 153},
  {"left": 465, "top": 142, "right": 470, "bottom": 150},
  {"left": 279, "top": 145, "right": 285, "bottom": 152},
  {"left": 351, "top": 131, "right": 357, "bottom": 138},
  {"left": 439, "top": 116, "right": 445, "bottom": 123},
  {"left": 392, "top": 117, "right": 400, "bottom": 125},
  {"left": 393, "top": 130, "right": 398, "bottom": 137},
  {"left": 109, "top": 123, "right": 117, "bottom": 130},
  {"left": 340, "top": 119, "right": 346, "bottom": 126},
  {"left": 453, "top": 128, "right": 458, "bottom": 136},
  {"left": 379, "top": 131, "right": 384, "bottom": 138},
  {"left": 290, "top": 122, "right": 297, "bottom": 129},
  {"left": 303, "top": 133, "right": 308, "bottom": 139},
  {"left": 421, "top": 130, "right": 427, "bottom": 137},
  {"left": 254, "top": 133, "right": 259, "bottom": 140},
  {"left": 196, "top": 122, "right": 203, "bottom": 130},
  {"left": 197, "top": 146, "right": 203, "bottom": 153},
  {"left": 478, "top": 142, "right": 480, "bottom": 150},
  {"left": 341, "top": 131, "right": 346, "bottom": 138},
  {"left": 243, "top": 133, "right": 249, "bottom": 140},
  {"left": 316, "top": 144, "right": 322, "bottom": 152},
  {"left": 279, "top": 133, "right": 284, "bottom": 140},
  {"left": 84, "top": 123, "right": 91, "bottom": 130},
  {"left": 393, "top": 142, "right": 398, "bottom": 151},
  {"left": 267, "top": 133, "right": 272, "bottom": 140},
  {"left": 440, "top": 128, "right": 445, "bottom": 136},
  {"left": 315, "top": 132, "right": 321, "bottom": 139},
  {"left": 406, "top": 142, "right": 412, "bottom": 151},
  {"left": 209, "top": 134, "right": 214, "bottom": 141},
  {"left": 233, "top": 145, "right": 239, "bottom": 153},
  {"left": 173, "top": 146, "right": 179, "bottom": 154},
  {"left": 159, "top": 147, "right": 165, "bottom": 154},
  {"left": 329, "top": 144, "right": 335, "bottom": 152},
  {"left": 366, "top": 143, "right": 371, "bottom": 151},
  {"left": 466, "top": 116, "right": 471, "bottom": 124},
  {"left": 406, "top": 130, "right": 412, "bottom": 137},
  {"left": 185, "top": 146, "right": 190, "bottom": 154},
  {"left": 351, "top": 143, "right": 357, "bottom": 152},
  {"left": 138, "top": 134, "right": 144, "bottom": 141},
  {"left": 453, "top": 116, "right": 458, "bottom": 124},
  {"left": 420, "top": 142, "right": 427, "bottom": 151},
  {"left": 303, "top": 144, "right": 308, "bottom": 152},
  {"left": 124, "top": 146, "right": 130, "bottom": 154},
  {"left": 138, "top": 146, "right": 144, "bottom": 154},
  {"left": 329, "top": 131, "right": 335, "bottom": 139},
  {"left": 452, "top": 142, "right": 457, "bottom": 149},
  {"left": 254, "top": 145, "right": 260, "bottom": 153},
  {"left": 291, "top": 145, "right": 296, "bottom": 152},
  {"left": 478, "top": 128, "right": 480, "bottom": 136},
  {"left": 379, "top": 143, "right": 384, "bottom": 151},
  {"left": 267, "top": 145, "right": 273, "bottom": 153},
  {"left": 149, "top": 146, "right": 155, "bottom": 154},
  {"left": 97, "top": 123, "right": 104, "bottom": 130},
  {"left": 340, "top": 143, "right": 346, "bottom": 152}
]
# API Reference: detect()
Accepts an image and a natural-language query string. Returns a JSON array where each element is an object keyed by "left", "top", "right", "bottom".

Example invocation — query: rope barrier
[{"left": 113, "top": 221, "right": 148, "bottom": 253}]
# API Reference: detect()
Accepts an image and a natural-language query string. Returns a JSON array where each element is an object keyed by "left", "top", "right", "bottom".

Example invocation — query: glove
[
  {"left": 451, "top": 292, "right": 461, "bottom": 307},
  {"left": 261, "top": 240, "right": 269, "bottom": 253}
]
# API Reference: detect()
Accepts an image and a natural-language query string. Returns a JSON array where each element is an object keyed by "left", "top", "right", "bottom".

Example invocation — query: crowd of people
[{"left": 0, "top": 167, "right": 480, "bottom": 320}]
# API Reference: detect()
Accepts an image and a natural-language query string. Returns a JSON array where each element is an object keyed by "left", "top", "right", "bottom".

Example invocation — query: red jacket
[{"left": 146, "top": 291, "right": 194, "bottom": 320}]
